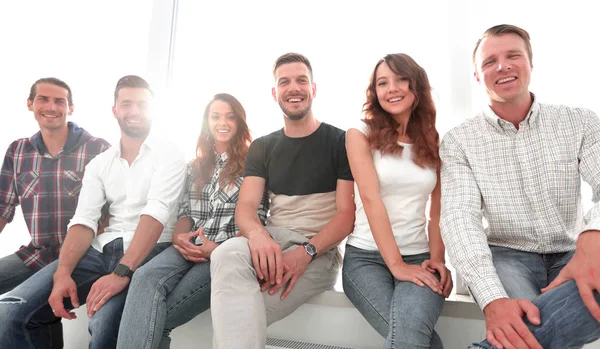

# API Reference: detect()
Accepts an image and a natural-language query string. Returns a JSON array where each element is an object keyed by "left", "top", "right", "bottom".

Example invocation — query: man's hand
[
  {"left": 247, "top": 229, "right": 283, "bottom": 286},
  {"left": 86, "top": 274, "right": 130, "bottom": 318},
  {"left": 390, "top": 261, "right": 443, "bottom": 295},
  {"left": 421, "top": 259, "right": 453, "bottom": 297},
  {"left": 483, "top": 298, "right": 542, "bottom": 349},
  {"left": 542, "top": 230, "right": 600, "bottom": 322},
  {"left": 262, "top": 247, "right": 311, "bottom": 299},
  {"left": 48, "top": 271, "right": 80, "bottom": 320},
  {"left": 172, "top": 228, "right": 216, "bottom": 263}
]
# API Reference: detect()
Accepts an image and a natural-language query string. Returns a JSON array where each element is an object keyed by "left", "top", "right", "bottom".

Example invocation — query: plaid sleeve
[
  {"left": 580, "top": 109, "right": 600, "bottom": 233},
  {"left": 0, "top": 142, "right": 19, "bottom": 222},
  {"left": 440, "top": 132, "right": 508, "bottom": 310}
]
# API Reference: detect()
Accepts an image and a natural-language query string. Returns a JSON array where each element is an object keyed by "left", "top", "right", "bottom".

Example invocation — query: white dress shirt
[
  {"left": 68, "top": 135, "right": 186, "bottom": 253},
  {"left": 440, "top": 96, "right": 600, "bottom": 310}
]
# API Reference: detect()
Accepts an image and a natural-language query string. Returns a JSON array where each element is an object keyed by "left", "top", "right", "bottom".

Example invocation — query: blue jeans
[
  {"left": 470, "top": 246, "right": 599, "bottom": 348},
  {"left": 0, "top": 253, "right": 35, "bottom": 295},
  {"left": 470, "top": 281, "right": 600, "bottom": 349},
  {"left": 116, "top": 245, "right": 211, "bottom": 349},
  {"left": 490, "top": 246, "right": 573, "bottom": 300},
  {"left": 0, "top": 239, "right": 169, "bottom": 349},
  {"left": 0, "top": 253, "right": 64, "bottom": 348},
  {"left": 342, "top": 245, "right": 445, "bottom": 349}
]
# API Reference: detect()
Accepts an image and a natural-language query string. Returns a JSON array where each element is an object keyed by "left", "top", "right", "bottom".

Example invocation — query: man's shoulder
[
  {"left": 443, "top": 114, "right": 486, "bottom": 142},
  {"left": 538, "top": 102, "right": 597, "bottom": 123},
  {"left": 4, "top": 137, "right": 36, "bottom": 155}
]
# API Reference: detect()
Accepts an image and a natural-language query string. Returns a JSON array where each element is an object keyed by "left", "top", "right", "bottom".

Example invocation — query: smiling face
[
  {"left": 27, "top": 83, "right": 73, "bottom": 132},
  {"left": 272, "top": 62, "right": 316, "bottom": 120},
  {"left": 112, "top": 87, "right": 153, "bottom": 138},
  {"left": 375, "top": 61, "right": 416, "bottom": 121},
  {"left": 207, "top": 99, "right": 238, "bottom": 153},
  {"left": 474, "top": 33, "right": 533, "bottom": 106}
]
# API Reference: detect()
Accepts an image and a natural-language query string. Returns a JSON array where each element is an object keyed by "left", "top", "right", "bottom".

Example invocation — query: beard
[
  {"left": 117, "top": 117, "right": 152, "bottom": 138},
  {"left": 278, "top": 96, "right": 312, "bottom": 121}
]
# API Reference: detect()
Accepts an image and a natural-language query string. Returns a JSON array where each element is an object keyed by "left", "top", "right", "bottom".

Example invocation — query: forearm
[
  {"left": 0, "top": 216, "right": 7, "bottom": 233},
  {"left": 236, "top": 203, "right": 269, "bottom": 239},
  {"left": 308, "top": 211, "right": 354, "bottom": 256},
  {"left": 55, "top": 225, "right": 95, "bottom": 276},
  {"left": 361, "top": 198, "right": 404, "bottom": 267},
  {"left": 428, "top": 219, "right": 445, "bottom": 263},
  {"left": 119, "top": 215, "right": 165, "bottom": 270},
  {"left": 173, "top": 217, "right": 193, "bottom": 236}
]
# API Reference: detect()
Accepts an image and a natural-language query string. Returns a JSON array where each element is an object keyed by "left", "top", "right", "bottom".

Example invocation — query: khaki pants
[{"left": 210, "top": 226, "right": 340, "bottom": 349}]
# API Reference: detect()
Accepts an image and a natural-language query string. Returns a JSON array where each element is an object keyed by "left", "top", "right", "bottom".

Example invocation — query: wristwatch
[
  {"left": 113, "top": 263, "right": 134, "bottom": 278},
  {"left": 301, "top": 242, "right": 317, "bottom": 261}
]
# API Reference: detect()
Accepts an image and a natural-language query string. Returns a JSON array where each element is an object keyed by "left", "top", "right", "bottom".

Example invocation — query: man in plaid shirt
[
  {"left": 0, "top": 77, "right": 109, "bottom": 294},
  {"left": 441, "top": 24, "right": 600, "bottom": 348}
]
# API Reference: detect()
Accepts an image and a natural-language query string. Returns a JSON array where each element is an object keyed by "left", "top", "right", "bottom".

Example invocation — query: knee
[
  {"left": 210, "top": 237, "right": 250, "bottom": 269},
  {"left": 0, "top": 294, "right": 32, "bottom": 324}
]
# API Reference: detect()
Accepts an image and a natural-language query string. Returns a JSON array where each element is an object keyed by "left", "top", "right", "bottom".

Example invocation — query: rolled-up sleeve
[
  {"left": 140, "top": 144, "right": 186, "bottom": 226},
  {"left": 67, "top": 155, "right": 107, "bottom": 235},
  {"left": 0, "top": 143, "right": 18, "bottom": 222},
  {"left": 440, "top": 132, "right": 508, "bottom": 310}
]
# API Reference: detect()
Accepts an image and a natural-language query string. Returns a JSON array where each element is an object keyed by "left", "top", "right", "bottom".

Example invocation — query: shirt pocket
[
  {"left": 17, "top": 171, "right": 40, "bottom": 198},
  {"left": 545, "top": 160, "right": 579, "bottom": 205},
  {"left": 63, "top": 170, "right": 84, "bottom": 197}
]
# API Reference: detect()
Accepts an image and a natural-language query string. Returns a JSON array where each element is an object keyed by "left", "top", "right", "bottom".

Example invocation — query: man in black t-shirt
[{"left": 210, "top": 53, "right": 355, "bottom": 349}]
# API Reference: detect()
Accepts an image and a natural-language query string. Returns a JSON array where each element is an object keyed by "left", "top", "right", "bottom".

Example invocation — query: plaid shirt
[
  {"left": 0, "top": 122, "right": 110, "bottom": 271},
  {"left": 178, "top": 152, "right": 268, "bottom": 243},
  {"left": 440, "top": 97, "right": 600, "bottom": 310}
]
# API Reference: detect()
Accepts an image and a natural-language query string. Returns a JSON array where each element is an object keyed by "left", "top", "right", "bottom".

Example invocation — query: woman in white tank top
[{"left": 342, "top": 53, "right": 453, "bottom": 349}]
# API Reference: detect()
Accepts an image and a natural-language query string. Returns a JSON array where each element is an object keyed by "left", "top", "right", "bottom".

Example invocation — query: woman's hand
[
  {"left": 390, "top": 261, "right": 444, "bottom": 295},
  {"left": 421, "top": 259, "right": 453, "bottom": 297},
  {"left": 172, "top": 228, "right": 218, "bottom": 263}
]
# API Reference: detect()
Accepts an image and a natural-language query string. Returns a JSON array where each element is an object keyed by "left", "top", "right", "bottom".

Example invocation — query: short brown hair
[
  {"left": 28, "top": 77, "right": 73, "bottom": 106},
  {"left": 114, "top": 75, "right": 153, "bottom": 104},
  {"left": 472, "top": 24, "right": 532, "bottom": 66},
  {"left": 272, "top": 53, "right": 313, "bottom": 80}
]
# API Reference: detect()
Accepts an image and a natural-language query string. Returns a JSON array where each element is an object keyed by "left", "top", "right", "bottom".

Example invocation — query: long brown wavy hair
[
  {"left": 193, "top": 93, "right": 251, "bottom": 193},
  {"left": 363, "top": 53, "right": 440, "bottom": 169}
]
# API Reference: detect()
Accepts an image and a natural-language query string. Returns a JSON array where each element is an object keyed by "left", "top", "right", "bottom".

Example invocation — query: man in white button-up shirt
[
  {"left": 0, "top": 75, "right": 186, "bottom": 349},
  {"left": 441, "top": 24, "right": 600, "bottom": 349}
]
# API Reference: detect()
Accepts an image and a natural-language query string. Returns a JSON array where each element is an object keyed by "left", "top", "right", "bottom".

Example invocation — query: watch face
[
  {"left": 303, "top": 242, "right": 317, "bottom": 256},
  {"left": 114, "top": 264, "right": 132, "bottom": 277}
]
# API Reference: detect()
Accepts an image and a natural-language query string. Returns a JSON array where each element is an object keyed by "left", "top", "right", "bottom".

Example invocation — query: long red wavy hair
[
  {"left": 363, "top": 53, "right": 440, "bottom": 169},
  {"left": 193, "top": 93, "right": 251, "bottom": 193}
]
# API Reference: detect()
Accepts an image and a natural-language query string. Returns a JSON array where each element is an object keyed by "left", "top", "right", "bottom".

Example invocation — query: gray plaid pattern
[
  {"left": 178, "top": 153, "right": 268, "bottom": 243},
  {"left": 440, "top": 98, "right": 600, "bottom": 309}
]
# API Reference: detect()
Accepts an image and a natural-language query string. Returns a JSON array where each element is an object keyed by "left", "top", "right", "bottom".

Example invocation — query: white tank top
[{"left": 347, "top": 122, "right": 435, "bottom": 255}]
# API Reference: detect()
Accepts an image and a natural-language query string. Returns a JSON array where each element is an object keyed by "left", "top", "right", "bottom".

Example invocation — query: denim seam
[
  {"left": 144, "top": 264, "right": 193, "bottom": 349},
  {"left": 344, "top": 274, "right": 389, "bottom": 326}
]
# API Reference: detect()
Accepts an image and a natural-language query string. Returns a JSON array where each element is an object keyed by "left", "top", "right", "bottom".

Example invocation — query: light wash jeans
[
  {"left": 0, "top": 238, "right": 169, "bottom": 349},
  {"left": 210, "top": 226, "right": 340, "bottom": 349},
  {"left": 470, "top": 280, "right": 600, "bottom": 349},
  {"left": 470, "top": 246, "right": 600, "bottom": 348},
  {"left": 342, "top": 245, "right": 445, "bottom": 349},
  {"left": 116, "top": 245, "right": 211, "bottom": 349}
]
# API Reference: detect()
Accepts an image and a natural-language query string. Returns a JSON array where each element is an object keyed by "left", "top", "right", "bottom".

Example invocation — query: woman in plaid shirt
[{"left": 116, "top": 93, "right": 268, "bottom": 348}]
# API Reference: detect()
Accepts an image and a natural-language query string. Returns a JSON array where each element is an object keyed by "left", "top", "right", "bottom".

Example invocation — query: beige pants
[{"left": 210, "top": 226, "right": 340, "bottom": 349}]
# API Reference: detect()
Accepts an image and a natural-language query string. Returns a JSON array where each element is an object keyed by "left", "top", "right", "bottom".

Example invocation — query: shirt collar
[
  {"left": 29, "top": 121, "right": 80, "bottom": 155},
  {"left": 483, "top": 93, "right": 540, "bottom": 132},
  {"left": 113, "top": 133, "right": 156, "bottom": 158},
  {"left": 215, "top": 152, "right": 228, "bottom": 166}
]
